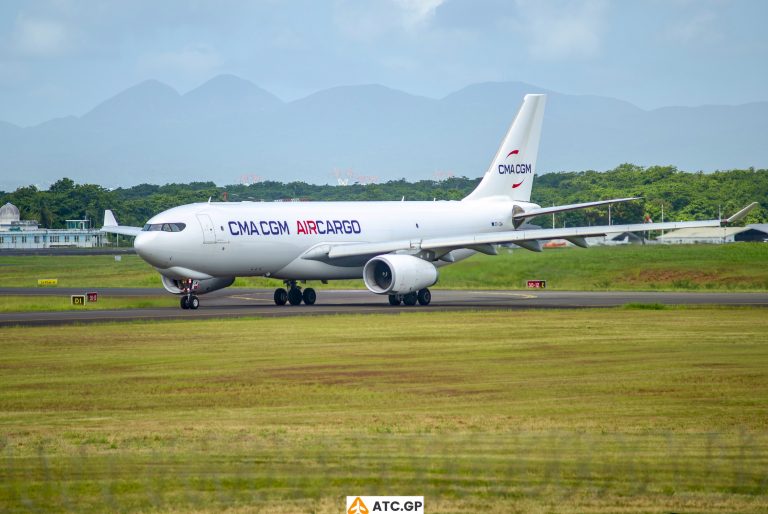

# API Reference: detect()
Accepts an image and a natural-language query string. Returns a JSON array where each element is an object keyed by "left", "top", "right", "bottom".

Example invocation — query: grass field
[
  {"left": 1, "top": 308, "right": 767, "bottom": 512},
  {"left": 1, "top": 243, "right": 767, "bottom": 292},
  {"left": 0, "top": 295, "right": 178, "bottom": 312}
]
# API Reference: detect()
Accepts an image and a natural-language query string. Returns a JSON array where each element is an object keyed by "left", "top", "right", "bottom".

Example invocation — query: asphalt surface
[{"left": 1, "top": 287, "right": 767, "bottom": 327}]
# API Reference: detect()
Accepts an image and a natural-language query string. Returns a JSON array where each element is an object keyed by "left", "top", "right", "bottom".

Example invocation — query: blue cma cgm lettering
[
  {"left": 498, "top": 163, "right": 532, "bottom": 175},
  {"left": 228, "top": 220, "right": 290, "bottom": 236}
]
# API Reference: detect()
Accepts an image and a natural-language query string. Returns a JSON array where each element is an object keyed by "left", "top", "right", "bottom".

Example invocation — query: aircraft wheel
[
  {"left": 180, "top": 296, "right": 190, "bottom": 310},
  {"left": 388, "top": 294, "right": 401, "bottom": 306},
  {"left": 302, "top": 288, "right": 317, "bottom": 305},
  {"left": 274, "top": 288, "right": 288, "bottom": 305},
  {"left": 417, "top": 288, "right": 431, "bottom": 306},
  {"left": 403, "top": 292, "right": 418, "bottom": 306},
  {"left": 288, "top": 287, "right": 303, "bottom": 305},
  {"left": 189, "top": 296, "right": 200, "bottom": 310}
]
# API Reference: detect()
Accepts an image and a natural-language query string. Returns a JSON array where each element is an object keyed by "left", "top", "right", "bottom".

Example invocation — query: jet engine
[
  {"left": 160, "top": 275, "right": 235, "bottom": 295},
  {"left": 363, "top": 254, "right": 438, "bottom": 295}
]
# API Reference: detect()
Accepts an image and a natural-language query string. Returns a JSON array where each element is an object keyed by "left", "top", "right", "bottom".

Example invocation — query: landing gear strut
[
  {"left": 274, "top": 281, "right": 316, "bottom": 306},
  {"left": 179, "top": 279, "right": 199, "bottom": 310},
  {"left": 388, "top": 288, "right": 431, "bottom": 307}
]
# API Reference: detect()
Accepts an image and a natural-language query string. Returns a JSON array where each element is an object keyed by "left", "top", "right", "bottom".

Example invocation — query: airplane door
[{"left": 197, "top": 214, "right": 216, "bottom": 244}]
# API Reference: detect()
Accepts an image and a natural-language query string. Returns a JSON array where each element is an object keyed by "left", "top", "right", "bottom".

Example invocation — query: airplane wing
[
  {"left": 420, "top": 219, "right": 718, "bottom": 253},
  {"left": 301, "top": 202, "right": 758, "bottom": 262},
  {"left": 100, "top": 209, "right": 143, "bottom": 237}
]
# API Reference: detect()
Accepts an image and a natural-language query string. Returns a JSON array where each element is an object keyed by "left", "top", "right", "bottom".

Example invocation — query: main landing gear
[
  {"left": 274, "top": 280, "right": 316, "bottom": 306},
  {"left": 388, "top": 288, "right": 431, "bottom": 307},
  {"left": 179, "top": 279, "right": 200, "bottom": 310}
]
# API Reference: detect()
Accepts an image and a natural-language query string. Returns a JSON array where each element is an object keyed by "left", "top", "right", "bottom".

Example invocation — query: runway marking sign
[
  {"left": 87, "top": 292, "right": 98, "bottom": 302},
  {"left": 526, "top": 279, "right": 547, "bottom": 288}
]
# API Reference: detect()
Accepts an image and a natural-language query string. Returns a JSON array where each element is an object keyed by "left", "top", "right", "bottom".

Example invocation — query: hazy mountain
[
  {"left": 183, "top": 74, "right": 283, "bottom": 119},
  {"left": 0, "top": 75, "right": 766, "bottom": 191}
]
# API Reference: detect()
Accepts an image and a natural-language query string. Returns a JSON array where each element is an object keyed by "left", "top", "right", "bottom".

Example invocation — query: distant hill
[{"left": 0, "top": 75, "right": 766, "bottom": 191}]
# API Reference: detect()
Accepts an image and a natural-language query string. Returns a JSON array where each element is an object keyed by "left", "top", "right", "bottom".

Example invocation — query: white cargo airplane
[{"left": 102, "top": 94, "right": 756, "bottom": 310}]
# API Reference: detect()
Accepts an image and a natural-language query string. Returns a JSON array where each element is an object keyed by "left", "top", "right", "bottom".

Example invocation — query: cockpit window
[{"left": 142, "top": 223, "right": 186, "bottom": 232}]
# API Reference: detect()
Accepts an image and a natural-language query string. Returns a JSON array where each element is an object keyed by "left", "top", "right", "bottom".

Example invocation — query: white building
[
  {"left": 658, "top": 224, "right": 768, "bottom": 244},
  {"left": 0, "top": 202, "right": 105, "bottom": 249}
]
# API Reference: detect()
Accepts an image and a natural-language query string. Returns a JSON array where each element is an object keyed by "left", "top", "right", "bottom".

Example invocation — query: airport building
[
  {"left": 658, "top": 224, "right": 768, "bottom": 244},
  {"left": 0, "top": 202, "right": 105, "bottom": 249}
]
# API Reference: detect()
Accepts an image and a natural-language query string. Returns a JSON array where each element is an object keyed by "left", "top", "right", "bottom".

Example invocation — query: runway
[{"left": 1, "top": 287, "right": 767, "bottom": 327}]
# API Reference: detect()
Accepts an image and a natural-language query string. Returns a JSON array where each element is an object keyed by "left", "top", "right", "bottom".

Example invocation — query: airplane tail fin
[
  {"left": 104, "top": 209, "right": 118, "bottom": 227},
  {"left": 463, "top": 94, "right": 546, "bottom": 203}
]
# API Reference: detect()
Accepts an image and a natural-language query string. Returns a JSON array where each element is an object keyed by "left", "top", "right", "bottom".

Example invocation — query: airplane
[{"left": 101, "top": 94, "right": 757, "bottom": 310}]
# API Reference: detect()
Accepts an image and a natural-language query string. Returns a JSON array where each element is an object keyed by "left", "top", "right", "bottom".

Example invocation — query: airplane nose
[
  {"left": 134, "top": 232, "right": 149, "bottom": 259},
  {"left": 133, "top": 232, "right": 166, "bottom": 267}
]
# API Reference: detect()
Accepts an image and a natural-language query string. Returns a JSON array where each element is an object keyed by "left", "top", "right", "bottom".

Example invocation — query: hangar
[{"left": 658, "top": 224, "right": 768, "bottom": 244}]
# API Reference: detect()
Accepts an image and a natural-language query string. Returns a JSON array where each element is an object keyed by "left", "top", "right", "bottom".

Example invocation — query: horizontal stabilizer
[
  {"left": 100, "top": 209, "right": 142, "bottom": 237},
  {"left": 514, "top": 197, "right": 640, "bottom": 221}
]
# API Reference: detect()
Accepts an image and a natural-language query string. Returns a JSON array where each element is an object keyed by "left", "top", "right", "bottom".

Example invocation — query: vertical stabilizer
[{"left": 463, "top": 94, "right": 546, "bottom": 202}]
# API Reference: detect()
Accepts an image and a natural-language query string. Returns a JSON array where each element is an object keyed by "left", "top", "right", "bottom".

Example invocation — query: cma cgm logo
[{"left": 497, "top": 149, "right": 532, "bottom": 189}]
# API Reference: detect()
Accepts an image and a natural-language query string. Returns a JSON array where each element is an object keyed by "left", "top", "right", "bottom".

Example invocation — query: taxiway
[{"left": 0, "top": 288, "right": 766, "bottom": 327}]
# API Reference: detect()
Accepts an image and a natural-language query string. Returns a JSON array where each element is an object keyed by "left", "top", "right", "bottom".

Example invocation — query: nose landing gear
[
  {"left": 273, "top": 280, "right": 317, "bottom": 306},
  {"left": 179, "top": 279, "right": 200, "bottom": 310},
  {"left": 180, "top": 295, "right": 199, "bottom": 310}
]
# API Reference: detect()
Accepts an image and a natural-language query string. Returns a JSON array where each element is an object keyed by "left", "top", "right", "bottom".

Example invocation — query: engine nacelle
[
  {"left": 363, "top": 254, "right": 438, "bottom": 295},
  {"left": 160, "top": 275, "right": 235, "bottom": 295}
]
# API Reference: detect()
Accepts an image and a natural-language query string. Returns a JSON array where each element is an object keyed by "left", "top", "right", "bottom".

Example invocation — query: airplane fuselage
[{"left": 135, "top": 197, "right": 534, "bottom": 280}]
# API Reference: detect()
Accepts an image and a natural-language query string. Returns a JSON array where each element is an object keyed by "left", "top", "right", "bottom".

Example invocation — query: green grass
[
  {"left": 439, "top": 242, "right": 768, "bottom": 291},
  {"left": 1, "top": 309, "right": 767, "bottom": 512},
  {"left": 0, "top": 295, "right": 178, "bottom": 312},
  {"left": 0, "top": 254, "right": 161, "bottom": 288},
  {"left": 1, "top": 243, "right": 767, "bottom": 292}
]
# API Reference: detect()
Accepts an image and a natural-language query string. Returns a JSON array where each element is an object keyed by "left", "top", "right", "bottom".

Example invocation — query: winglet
[
  {"left": 104, "top": 209, "right": 118, "bottom": 227},
  {"left": 724, "top": 202, "right": 758, "bottom": 224}
]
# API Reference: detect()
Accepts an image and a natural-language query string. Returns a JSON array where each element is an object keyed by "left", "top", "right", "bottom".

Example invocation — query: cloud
[
  {"left": 334, "top": 0, "right": 445, "bottom": 40},
  {"left": 662, "top": 10, "right": 719, "bottom": 45},
  {"left": 516, "top": 0, "right": 608, "bottom": 60},
  {"left": 139, "top": 45, "right": 222, "bottom": 78},
  {"left": 394, "top": 0, "right": 445, "bottom": 27},
  {"left": 10, "top": 15, "right": 78, "bottom": 58}
]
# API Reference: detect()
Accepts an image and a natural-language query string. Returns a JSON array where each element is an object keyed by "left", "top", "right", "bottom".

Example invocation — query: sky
[{"left": 0, "top": 0, "right": 766, "bottom": 126}]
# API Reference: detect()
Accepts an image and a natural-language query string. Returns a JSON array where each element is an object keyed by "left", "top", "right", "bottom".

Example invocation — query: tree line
[{"left": 1, "top": 165, "right": 765, "bottom": 230}]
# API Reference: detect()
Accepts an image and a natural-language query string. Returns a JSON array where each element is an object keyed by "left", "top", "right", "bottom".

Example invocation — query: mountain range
[{"left": 1, "top": 74, "right": 766, "bottom": 191}]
